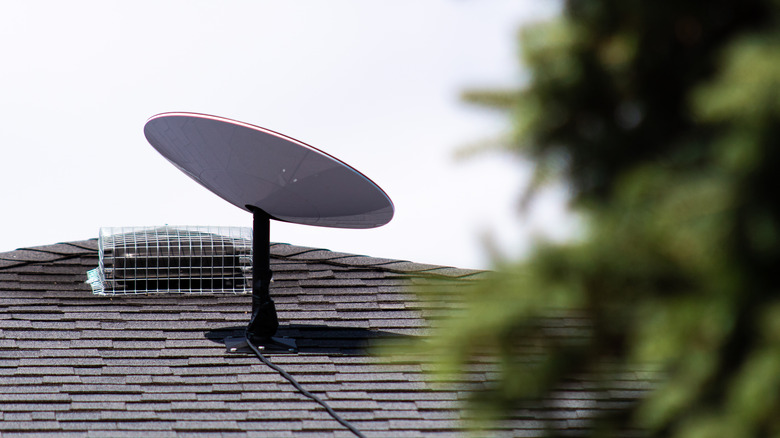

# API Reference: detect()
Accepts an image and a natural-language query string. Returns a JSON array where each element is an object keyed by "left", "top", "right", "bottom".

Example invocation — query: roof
[{"left": 0, "top": 239, "right": 650, "bottom": 437}]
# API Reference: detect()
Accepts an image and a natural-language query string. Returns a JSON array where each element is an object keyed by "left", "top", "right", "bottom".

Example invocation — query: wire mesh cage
[{"left": 86, "top": 226, "right": 253, "bottom": 295}]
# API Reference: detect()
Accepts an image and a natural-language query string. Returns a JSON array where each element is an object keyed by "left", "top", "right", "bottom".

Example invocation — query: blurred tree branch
[{"left": 389, "top": 1, "right": 780, "bottom": 436}]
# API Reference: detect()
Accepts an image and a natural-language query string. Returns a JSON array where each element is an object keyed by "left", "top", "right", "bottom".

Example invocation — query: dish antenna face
[
  {"left": 143, "top": 113, "right": 395, "bottom": 354},
  {"left": 144, "top": 113, "right": 393, "bottom": 229}
]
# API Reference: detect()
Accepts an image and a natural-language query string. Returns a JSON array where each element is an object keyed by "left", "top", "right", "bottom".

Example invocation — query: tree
[{"left": 398, "top": 1, "right": 780, "bottom": 436}]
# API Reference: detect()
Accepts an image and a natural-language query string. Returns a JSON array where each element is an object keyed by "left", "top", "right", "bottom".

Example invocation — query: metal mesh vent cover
[{"left": 87, "top": 226, "right": 252, "bottom": 295}]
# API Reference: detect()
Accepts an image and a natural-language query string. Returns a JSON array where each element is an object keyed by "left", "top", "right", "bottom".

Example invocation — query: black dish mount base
[{"left": 225, "top": 334, "right": 298, "bottom": 355}]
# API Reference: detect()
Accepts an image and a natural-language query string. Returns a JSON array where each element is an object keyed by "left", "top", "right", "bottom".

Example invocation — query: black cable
[{"left": 245, "top": 337, "right": 367, "bottom": 438}]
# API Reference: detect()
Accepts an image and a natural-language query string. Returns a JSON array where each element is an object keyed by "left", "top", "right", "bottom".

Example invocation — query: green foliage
[{"left": 394, "top": 0, "right": 780, "bottom": 436}]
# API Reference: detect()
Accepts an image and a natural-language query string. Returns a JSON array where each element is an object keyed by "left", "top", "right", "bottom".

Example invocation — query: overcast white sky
[{"left": 0, "top": 1, "right": 570, "bottom": 269}]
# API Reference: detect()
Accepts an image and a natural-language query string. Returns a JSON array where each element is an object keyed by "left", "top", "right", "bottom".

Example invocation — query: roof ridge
[
  {"left": 0, "top": 239, "right": 485, "bottom": 279},
  {"left": 0, "top": 239, "right": 99, "bottom": 256},
  {"left": 0, "top": 240, "right": 99, "bottom": 269},
  {"left": 270, "top": 242, "right": 485, "bottom": 279}
]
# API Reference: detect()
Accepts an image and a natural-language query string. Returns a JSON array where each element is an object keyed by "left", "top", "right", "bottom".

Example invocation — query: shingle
[
  {"left": 0, "top": 239, "right": 656, "bottom": 437},
  {"left": 297, "top": 279, "right": 366, "bottom": 288},
  {"left": 173, "top": 421, "right": 241, "bottom": 431},
  {"left": 0, "top": 259, "right": 27, "bottom": 269},
  {"left": 60, "top": 422, "right": 123, "bottom": 432},
  {"left": 19, "top": 357, "right": 103, "bottom": 366},
  {"left": 0, "top": 319, "right": 33, "bottom": 328},
  {"left": 237, "top": 421, "right": 304, "bottom": 431},
  {"left": 0, "top": 250, "right": 66, "bottom": 263},
  {"left": 0, "top": 376, "right": 45, "bottom": 385},
  {"left": 63, "top": 240, "right": 100, "bottom": 251},
  {"left": 89, "top": 432, "right": 177, "bottom": 438},
  {"left": 373, "top": 261, "right": 443, "bottom": 273},
  {"left": 22, "top": 242, "right": 96, "bottom": 256},
  {"left": 0, "top": 421, "right": 63, "bottom": 431},
  {"left": 286, "top": 250, "right": 356, "bottom": 261},
  {"left": 0, "top": 393, "right": 71, "bottom": 402},
  {"left": 269, "top": 244, "right": 322, "bottom": 258},
  {"left": 416, "top": 267, "right": 483, "bottom": 278},
  {"left": 0, "top": 403, "right": 71, "bottom": 412},
  {"left": 69, "top": 339, "right": 113, "bottom": 348},
  {"left": 15, "top": 366, "right": 75, "bottom": 375},
  {"left": 113, "top": 420, "right": 176, "bottom": 431},
  {"left": 328, "top": 256, "right": 401, "bottom": 267}
]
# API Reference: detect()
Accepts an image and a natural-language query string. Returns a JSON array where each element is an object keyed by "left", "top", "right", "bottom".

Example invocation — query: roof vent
[{"left": 86, "top": 226, "right": 252, "bottom": 295}]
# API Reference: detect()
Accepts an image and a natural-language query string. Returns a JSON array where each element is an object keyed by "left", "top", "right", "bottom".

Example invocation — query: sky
[{"left": 0, "top": 1, "right": 571, "bottom": 269}]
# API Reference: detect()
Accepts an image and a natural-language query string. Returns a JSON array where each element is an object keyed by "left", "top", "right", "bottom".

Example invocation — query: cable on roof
[{"left": 245, "top": 336, "right": 366, "bottom": 438}]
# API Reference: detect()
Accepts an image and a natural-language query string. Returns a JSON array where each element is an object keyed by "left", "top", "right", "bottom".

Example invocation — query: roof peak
[{"left": 1, "top": 239, "right": 484, "bottom": 279}]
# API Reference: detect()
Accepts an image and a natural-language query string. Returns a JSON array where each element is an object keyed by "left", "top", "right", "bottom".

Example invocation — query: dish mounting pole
[{"left": 226, "top": 208, "right": 297, "bottom": 354}]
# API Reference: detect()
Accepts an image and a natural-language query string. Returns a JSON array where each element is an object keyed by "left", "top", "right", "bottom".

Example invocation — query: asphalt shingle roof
[{"left": 0, "top": 239, "right": 651, "bottom": 437}]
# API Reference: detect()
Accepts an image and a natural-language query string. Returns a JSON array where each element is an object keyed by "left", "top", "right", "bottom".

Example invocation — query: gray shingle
[
  {"left": 269, "top": 244, "right": 322, "bottom": 257},
  {"left": 0, "top": 239, "right": 657, "bottom": 437},
  {"left": 286, "top": 250, "right": 356, "bottom": 261},
  {"left": 0, "top": 250, "right": 65, "bottom": 263}
]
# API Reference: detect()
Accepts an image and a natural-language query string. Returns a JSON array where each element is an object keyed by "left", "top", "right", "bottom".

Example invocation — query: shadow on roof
[{"left": 204, "top": 324, "right": 414, "bottom": 355}]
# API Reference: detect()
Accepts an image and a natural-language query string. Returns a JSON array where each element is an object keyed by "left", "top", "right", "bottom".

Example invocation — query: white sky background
[{"left": 0, "top": 1, "right": 570, "bottom": 269}]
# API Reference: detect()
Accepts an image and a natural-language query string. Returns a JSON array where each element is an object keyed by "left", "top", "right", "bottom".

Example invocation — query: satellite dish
[
  {"left": 144, "top": 112, "right": 393, "bottom": 229},
  {"left": 143, "top": 112, "right": 395, "bottom": 353}
]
